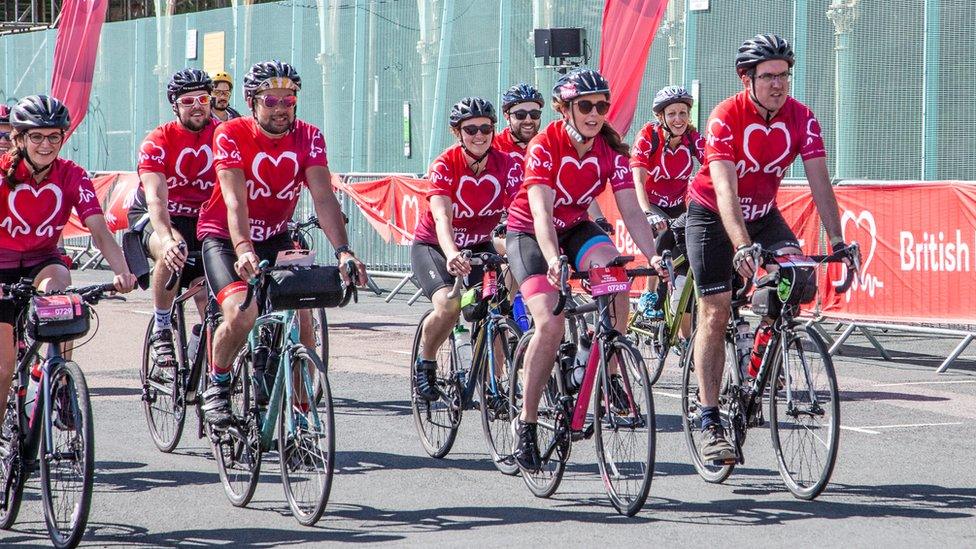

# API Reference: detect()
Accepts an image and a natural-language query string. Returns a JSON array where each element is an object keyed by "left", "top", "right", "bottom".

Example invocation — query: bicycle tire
[
  {"left": 679, "top": 312, "right": 737, "bottom": 484},
  {"left": 39, "top": 360, "right": 94, "bottom": 549},
  {"left": 769, "top": 325, "right": 840, "bottom": 500},
  {"left": 477, "top": 317, "right": 521, "bottom": 476},
  {"left": 140, "top": 317, "right": 187, "bottom": 453},
  {"left": 510, "top": 329, "right": 568, "bottom": 498},
  {"left": 312, "top": 308, "right": 329, "bottom": 405},
  {"left": 279, "top": 347, "right": 335, "bottom": 526},
  {"left": 212, "top": 348, "right": 262, "bottom": 507},
  {"left": 594, "top": 337, "right": 655, "bottom": 516},
  {"left": 409, "top": 310, "right": 461, "bottom": 458},
  {"left": 0, "top": 384, "right": 26, "bottom": 530}
]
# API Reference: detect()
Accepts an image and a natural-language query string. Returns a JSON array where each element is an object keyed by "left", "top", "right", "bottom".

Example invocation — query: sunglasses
[
  {"left": 511, "top": 109, "right": 542, "bottom": 121},
  {"left": 26, "top": 132, "right": 64, "bottom": 145},
  {"left": 460, "top": 124, "right": 494, "bottom": 136},
  {"left": 0, "top": 131, "right": 10, "bottom": 140},
  {"left": 255, "top": 95, "right": 298, "bottom": 108},
  {"left": 176, "top": 95, "right": 211, "bottom": 107},
  {"left": 576, "top": 100, "right": 610, "bottom": 115}
]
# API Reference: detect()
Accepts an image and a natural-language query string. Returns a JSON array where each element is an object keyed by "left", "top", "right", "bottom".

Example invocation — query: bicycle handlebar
[
  {"left": 551, "top": 255, "right": 657, "bottom": 316},
  {"left": 164, "top": 242, "right": 191, "bottom": 291},
  {"left": 0, "top": 281, "right": 120, "bottom": 305},
  {"left": 735, "top": 242, "right": 862, "bottom": 301},
  {"left": 239, "top": 258, "right": 363, "bottom": 311}
]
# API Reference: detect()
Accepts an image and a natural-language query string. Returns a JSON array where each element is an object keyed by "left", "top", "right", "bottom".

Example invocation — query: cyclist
[
  {"left": 0, "top": 105, "right": 12, "bottom": 152},
  {"left": 410, "top": 97, "right": 519, "bottom": 401},
  {"left": 630, "top": 85, "right": 704, "bottom": 320},
  {"left": 686, "top": 34, "right": 853, "bottom": 462},
  {"left": 211, "top": 71, "right": 242, "bottom": 122},
  {"left": 130, "top": 68, "right": 216, "bottom": 368},
  {"left": 197, "top": 60, "right": 366, "bottom": 429},
  {"left": 495, "top": 83, "right": 544, "bottom": 163},
  {"left": 0, "top": 95, "right": 136, "bottom": 426},
  {"left": 504, "top": 69, "right": 659, "bottom": 470}
]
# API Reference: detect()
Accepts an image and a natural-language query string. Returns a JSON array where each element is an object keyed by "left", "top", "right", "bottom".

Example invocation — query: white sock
[{"left": 154, "top": 309, "right": 173, "bottom": 332}]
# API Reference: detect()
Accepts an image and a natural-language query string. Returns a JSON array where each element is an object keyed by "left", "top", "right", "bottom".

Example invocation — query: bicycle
[
  {"left": 288, "top": 214, "right": 330, "bottom": 383},
  {"left": 210, "top": 259, "right": 356, "bottom": 525},
  {"left": 0, "top": 280, "right": 120, "bottom": 548},
  {"left": 408, "top": 251, "right": 523, "bottom": 475},
  {"left": 140, "top": 249, "right": 219, "bottom": 453},
  {"left": 509, "top": 255, "right": 657, "bottom": 516},
  {"left": 680, "top": 243, "right": 860, "bottom": 499}
]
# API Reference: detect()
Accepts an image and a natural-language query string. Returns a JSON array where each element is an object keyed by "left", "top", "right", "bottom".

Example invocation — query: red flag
[
  {"left": 599, "top": 0, "right": 669, "bottom": 136},
  {"left": 50, "top": 0, "right": 108, "bottom": 138}
]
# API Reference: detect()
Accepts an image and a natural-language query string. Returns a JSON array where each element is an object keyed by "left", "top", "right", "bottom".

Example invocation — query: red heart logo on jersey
[
  {"left": 251, "top": 152, "right": 299, "bottom": 200},
  {"left": 3, "top": 183, "right": 63, "bottom": 238},
  {"left": 454, "top": 174, "right": 501, "bottom": 218},
  {"left": 175, "top": 146, "right": 214, "bottom": 185},
  {"left": 740, "top": 122, "right": 792, "bottom": 177},
  {"left": 555, "top": 156, "right": 601, "bottom": 206}
]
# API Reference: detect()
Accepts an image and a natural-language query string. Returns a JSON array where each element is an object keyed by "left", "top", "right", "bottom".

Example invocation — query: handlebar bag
[
  {"left": 268, "top": 266, "right": 344, "bottom": 311},
  {"left": 28, "top": 293, "right": 91, "bottom": 343}
]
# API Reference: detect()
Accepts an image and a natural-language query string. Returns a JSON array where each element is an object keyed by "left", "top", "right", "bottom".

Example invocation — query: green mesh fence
[{"left": 0, "top": 0, "right": 973, "bottom": 180}]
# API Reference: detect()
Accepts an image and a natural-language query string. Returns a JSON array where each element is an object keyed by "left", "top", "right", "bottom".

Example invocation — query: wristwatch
[{"left": 334, "top": 245, "right": 355, "bottom": 259}]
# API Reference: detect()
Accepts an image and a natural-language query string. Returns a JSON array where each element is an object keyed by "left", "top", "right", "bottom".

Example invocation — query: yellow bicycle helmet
[{"left": 212, "top": 71, "right": 234, "bottom": 89}]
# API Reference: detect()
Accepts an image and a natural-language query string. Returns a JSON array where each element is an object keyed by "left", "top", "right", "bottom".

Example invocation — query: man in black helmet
[{"left": 685, "top": 34, "right": 856, "bottom": 463}]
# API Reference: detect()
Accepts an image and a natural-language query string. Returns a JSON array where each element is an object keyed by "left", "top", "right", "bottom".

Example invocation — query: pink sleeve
[
  {"left": 629, "top": 124, "right": 655, "bottom": 169},
  {"left": 691, "top": 130, "right": 706, "bottom": 164},
  {"left": 305, "top": 126, "right": 329, "bottom": 168},
  {"left": 213, "top": 125, "right": 244, "bottom": 171},
  {"left": 609, "top": 151, "right": 632, "bottom": 193},
  {"left": 504, "top": 156, "right": 524, "bottom": 205},
  {"left": 799, "top": 109, "right": 827, "bottom": 161},
  {"left": 425, "top": 157, "right": 453, "bottom": 198},
  {"left": 74, "top": 171, "right": 103, "bottom": 222},
  {"left": 704, "top": 106, "right": 736, "bottom": 164},
  {"left": 137, "top": 128, "right": 166, "bottom": 175},
  {"left": 523, "top": 136, "right": 555, "bottom": 189}
]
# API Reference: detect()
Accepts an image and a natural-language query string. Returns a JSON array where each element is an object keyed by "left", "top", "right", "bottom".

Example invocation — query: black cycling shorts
[
  {"left": 685, "top": 200, "right": 799, "bottom": 296},
  {"left": 410, "top": 240, "right": 496, "bottom": 299},
  {"left": 202, "top": 233, "right": 295, "bottom": 304},
  {"left": 0, "top": 256, "right": 68, "bottom": 325},
  {"left": 506, "top": 220, "right": 615, "bottom": 297},
  {"left": 128, "top": 188, "right": 205, "bottom": 283}
]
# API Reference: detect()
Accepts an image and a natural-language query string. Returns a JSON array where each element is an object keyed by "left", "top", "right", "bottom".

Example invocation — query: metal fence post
[
  {"left": 922, "top": 0, "right": 940, "bottom": 180},
  {"left": 827, "top": 0, "right": 859, "bottom": 179}
]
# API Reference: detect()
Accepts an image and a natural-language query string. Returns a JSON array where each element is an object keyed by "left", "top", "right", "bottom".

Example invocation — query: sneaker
[
  {"left": 700, "top": 424, "right": 735, "bottom": 463},
  {"left": 609, "top": 374, "right": 631, "bottom": 414},
  {"left": 414, "top": 359, "right": 439, "bottom": 402},
  {"left": 150, "top": 329, "right": 178, "bottom": 368},
  {"left": 486, "top": 390, "right": 510, "bottom": 422},
  {"left": 637, "top": 291, "right": 664, "bottom": 320},
  {"left": 513, "top": 419, "right": 542, "bottom": 472},
  {"left": 202, "top": 382, "right": 233, "bottom": 429}
]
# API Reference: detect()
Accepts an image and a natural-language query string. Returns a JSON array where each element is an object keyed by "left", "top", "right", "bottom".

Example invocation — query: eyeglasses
[
  {"left": 255, "top": 95, "right": 298, "bottom": 108},
  {"left": 755, "top": 71, "right": 792, "bottom": 84},
  {"left": 176, "top": 95, "right": 211, "bottom": 107},
  {"left": 511, "top": 109, "right": 542, "bottom": 121},
  {"left": 26, "top": 132, "right": 64, "bottom": 145},
  {"left": 576, "top": 100, "right": 611, "bottom": 115},
  {"left": 212, "top": 90, "right": 232, "bottom": 98},
  {"left": 460, "top": 124, "right": 494, "bottom": 136}
]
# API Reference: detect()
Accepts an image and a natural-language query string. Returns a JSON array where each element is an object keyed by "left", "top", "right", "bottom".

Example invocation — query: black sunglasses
[
  {"left": 576, "top": 100, "right": 611, "bottom": 115},
  {"left": 461, "top": 123, "right": 494, "bottom": 136},
  {"left": 511, "top": 109, "right": 542, "bottom": 121}
]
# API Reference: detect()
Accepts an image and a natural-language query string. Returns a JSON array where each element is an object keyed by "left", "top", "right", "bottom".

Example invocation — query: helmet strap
[
  {"left": 459, "top": 132, "right": 494, "bottom": 168},
  {"left": 748, "top": 76, "right": 776, "bottom": 124},
  {"left": 565, "top": 104, "right": 594, "bottom": 145},
  {"left": 19, "top": 146, "right": 53, "bottom": 177}
]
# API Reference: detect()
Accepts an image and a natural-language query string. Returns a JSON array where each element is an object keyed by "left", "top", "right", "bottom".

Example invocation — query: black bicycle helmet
[
  {"left": 242, "top": 60, "right": 302, "bottom": 100},
  {"left": 552, "top": 68, "right": 611, "bottom": 102},
  {"left": 652, "top": 86, "right": 693, "bottom": 114},
  {"left": 449, "top": 97, "right": 496, "bottom": 128},
  {"left": 167, "top": 68, "right": 213, "bottom": 105},
  {"left": 501, "top": 83, "right": 544, "bottom": 113},
  {"left": 9, "top": 95, "right": 70, "bottom": 131},
  {"left": 735, "top": 33, "right": 795, "bottom": 75}
]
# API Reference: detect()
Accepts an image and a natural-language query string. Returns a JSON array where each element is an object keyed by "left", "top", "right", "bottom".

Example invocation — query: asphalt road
[{"left": 2, "top": 271, "right": 974, "bottom": 547}]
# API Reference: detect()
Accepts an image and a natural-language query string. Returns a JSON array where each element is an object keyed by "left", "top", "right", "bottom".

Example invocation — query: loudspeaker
[{"left": 534, "top": 28, "right": 585, "bottom": 59}]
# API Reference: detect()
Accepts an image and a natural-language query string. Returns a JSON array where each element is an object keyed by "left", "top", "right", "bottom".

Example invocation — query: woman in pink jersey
[
  {"left": 410, "top": 97, "right": 519, "bottom": 401},
  {"left": 503, "top": 69, "right": 659, "bottom": 471},
  {"left": 0, "top": 95, "right": 136, "bottom": 426}
]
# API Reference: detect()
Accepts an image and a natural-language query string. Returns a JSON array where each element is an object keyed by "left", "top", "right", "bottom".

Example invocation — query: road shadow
[
  {"left": 333, "top": 395, "right": 412, "bottom": 417},
  {"left": 839, "top": 390, "right": 950, "bottom": 403},
  {"left": 90, "top": 386, "right": 143, "bottom": 398}
]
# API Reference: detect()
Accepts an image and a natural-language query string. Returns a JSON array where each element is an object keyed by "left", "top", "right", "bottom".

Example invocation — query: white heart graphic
[
  {"left": 555, "top": 156, "right": 601, "bottom": 207},
  {"left": 215, "top": 133, "right": 242, "bottom": 162},
  {"left": 401, "top": 194, "right": 420, "bottom": 234},
  {"left": 2, "top": 183, "right": 63, "bottom": 238},
  {"left": 454, "top": 174, "right": 501, "bottom": 218},
  {"left": 250, "top": 152, "right": 299, "bottom": 200},
  {"left": 840, "top": 209, "right": 877, "bottom": 289},
  {"left": 140, "top": 142, "right": 165, "bottom": 163},
  {"left": 309, "top": 130, "right": 326, "bottom": 159},
  {"left": 739, "top": 122, "right": 791, "bottom": 178},
  {"left": 805, "top": 118, "right": 822, "bottom": 147},
  {"left": 652, "top": 146, "right": 692, "bottom": 182},
  {"left": 175, "top": 146, "right": 214, "bottom": 183},
  {"left": 526, "top": 144, "right": 552, "bottom": 173}
]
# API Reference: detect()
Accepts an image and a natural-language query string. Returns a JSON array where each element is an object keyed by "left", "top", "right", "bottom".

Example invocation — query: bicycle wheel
[
  {"left": 768, "top": 325, "right": 840, "bottom": 500},
  {"left": 279, "top": 347, "right": 334, "bottom": 526},
  {"left": 212, "top": 349, "right": 262, "bottom": 507},
  {"left": 409, "top": 310, "right": 461, "bottom": 458},
  {"left": 631, "top": 314, "right": 666, "bottom": 386},
  {"left": 594, "top": 338, "right": 655, "bottom": 516},
  {"left": 477, "top": 317, "right": 522, "bottom": 476},
  {"left": 510, "top": 329, "right": 568, "bottom": 498},
  {"left": 140, "top": 317, "right": 186, "bottom": 453},
  {"left": 311, "top": 308, "right": 329, "bottom": 405},
  {"left": 0, "top": 384, "right": 26, "bottom": 530},
  {"left": 39, "top": 361, "right": 93, "bottom": 549},
  {"left": 680, "top": 319, "right": 738, "bottom": 483}
]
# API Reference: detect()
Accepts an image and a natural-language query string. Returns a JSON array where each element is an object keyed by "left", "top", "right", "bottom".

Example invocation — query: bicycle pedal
[{"left": 709, "top": 457, "right": 737, "bottom": 466}]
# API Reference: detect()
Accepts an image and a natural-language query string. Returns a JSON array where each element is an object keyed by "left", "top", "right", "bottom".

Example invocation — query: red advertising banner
[
  {"left": 333, "top": 175, "right": 429, "bottom": 245},
  {"left": 63, "top": 172, "right": 140, "bottom": 238},
  {"left": 599, "top": 0, "right": 669, "bottom": 136},
  {"left": 50, "top": 0, "right": 109, "bottom": 137}
]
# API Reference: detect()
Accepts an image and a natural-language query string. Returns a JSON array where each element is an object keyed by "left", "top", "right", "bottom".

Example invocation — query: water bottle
[
  {"left": 186, "top": 324, "right": 202, "bottom": 367},
  {"left": 669, "top": 275, "right": 687, "bottom": 314},
  {"left": 454, "top": 324, "right": 473, "bottom": 369},
  {"left": 252, "top": 344, "right": 271, "bottom": 405},
  {"left": 25, "top": 361, "right": 42, "bottom": 411},
  {"left": 558, "top": 341, "right": 577, "bottom": 390},
  {"left": 749, "top": 325, "right": 773, "bottom": 378},
  {"left": 734, "top": 318, "right": 754, "bottom": 379},
  {"left": 512, "top": 292, "right": 531, "bottom": 332},
  {"left": 569, "top": 331, "right": 593, "bottom": 391}
]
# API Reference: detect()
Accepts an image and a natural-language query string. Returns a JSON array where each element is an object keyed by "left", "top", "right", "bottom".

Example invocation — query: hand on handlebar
[
  {"left": 340, "top": 254, "right": 367, "bottom": 287},
  {"left": 546, "top": 256, "right": 564, "bottom": 286},
  {"left": 234, "top": 251, "right": 260, "bottom": 281},
  {"left": 162, "top": 239, "right": 188, "bottom": 272},
  {"left": 113, "top": 272, "right": 138, "bottom": 294},
  {"left": 447, "top": 250, "right": 472, "bottom": 276},
  {"left": 649, "top": 254, "right": 670, "bottom": 283},
  {"left": 645, "top": 211, "right": 668, "bottom": 235},
  {"left": 733, "top": 242, "right": 761, "bottom": 280}
]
